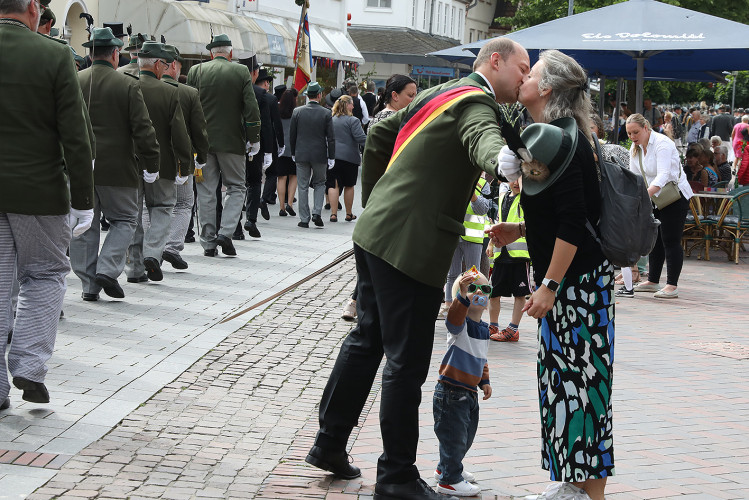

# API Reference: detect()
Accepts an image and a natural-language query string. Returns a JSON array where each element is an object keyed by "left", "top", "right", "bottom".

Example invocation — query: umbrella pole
[
  {"left": 635, "top": 57, "right": 645, "bottom": 114},
  {"left": 599, "top": 76, "right": 606, "bottom": 120},
  {"left": 613, "top": 77, "right": 623, "bottom": 145}
]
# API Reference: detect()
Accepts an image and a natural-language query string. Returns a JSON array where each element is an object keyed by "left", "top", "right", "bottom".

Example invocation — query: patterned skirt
[{"left": 538, "top": 260, "right": 615, "bottom": 481}]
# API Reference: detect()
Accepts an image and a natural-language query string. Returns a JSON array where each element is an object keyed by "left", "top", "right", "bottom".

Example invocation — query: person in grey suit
[{"left": 289, "top": 82, "right": 335, "bottom": 228}]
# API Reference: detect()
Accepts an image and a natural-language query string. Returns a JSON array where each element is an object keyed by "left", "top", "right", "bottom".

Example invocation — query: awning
[
  {"left": 319, "top": 28, "right": 365, "bottom": 64},
  {"left": 233, "top": 14, "right": 295, "bottom": 67}
]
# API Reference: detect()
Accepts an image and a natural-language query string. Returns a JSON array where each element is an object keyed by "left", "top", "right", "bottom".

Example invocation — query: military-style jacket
[
  {"left": 117, "top": 57, "right": 139, "bottom": 78},
  {"left": 186, "top": 56, "right": 261, "bottom": 155},
  {"left": 78, "top": 60, "right": 160, "bottom": 188},
  {"left": 353, "top": 74, "right": 505, "bottom": 288},
  {"left": 164, "top": 74, "right": 209, "bottom": 169},
  {"left": 138, "top": 71, "right": 191, "bottom": 180},
  {"left": 0, "top": 18, "right": 93, "bottom": 214},
  {"left": 253, "top": 84, "right": 284, "bottom": 155}
]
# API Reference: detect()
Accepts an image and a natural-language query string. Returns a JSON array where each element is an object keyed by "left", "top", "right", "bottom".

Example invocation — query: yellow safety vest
[
  {"left": 493, "top": 191, "right": 529, "bottom": 259},
  {"left": 462, "top": 178, "right": 488, "bottom": 244}
]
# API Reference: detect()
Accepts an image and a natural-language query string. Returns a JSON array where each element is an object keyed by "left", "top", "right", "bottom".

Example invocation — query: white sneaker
[
  {"left": 436, "top": 480, "right": 480, "bottom": 497},
  {"left": 341, "top": 299, "right": 356, "bottom": 321},
  {"left": 524, "top": 482, "right": 592, "bottom": 500},
  {"left": 434, "top": 469, "right": 475, "bottom": 483}
]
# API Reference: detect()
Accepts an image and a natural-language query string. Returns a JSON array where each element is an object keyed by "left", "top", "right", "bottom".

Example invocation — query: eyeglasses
[{"left": 467, "top": 283, "right": 492, "bottom": 294}]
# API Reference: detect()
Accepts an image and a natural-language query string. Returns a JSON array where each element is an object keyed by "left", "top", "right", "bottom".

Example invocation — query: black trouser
[
  {"left": 315, "top": 244, "right": 443, "bottom": 484},
  {"left": 649, "top": 196, "right": 689, "bottom": 286},
  {"left": 243, "top": 154, "right": 263, "bottom": 224},
  {"left": 261, "top": 163, "right": 277, "bottom": 204}
]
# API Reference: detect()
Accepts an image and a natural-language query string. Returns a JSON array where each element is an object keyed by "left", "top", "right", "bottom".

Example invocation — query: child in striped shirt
[{"left": 433, "top": 271, "right": 492, "bottom": 497}]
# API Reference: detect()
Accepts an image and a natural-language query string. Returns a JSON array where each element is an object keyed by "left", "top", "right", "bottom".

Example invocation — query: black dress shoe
[
  {"left": 260, "top": 201, "right": 270, "bottom": 221},
  {"left": 232, "top": 232, "right": 245, "bottom": 241},
  {"left": 305, "top": 446, "right": 361, "bottom": 479},
  {"left": 12, "top": 377, "right": 50, "bottom": 404},
  {"left": 94, "top": 273, "right": 125, "bottom": 298},
  {"left": 204, "top": 248, "right": 218, "bottom": 257},
  {"left": 215, "top": 234, "right": 237, "bottom": 256},
  {"left": 374, "top": 478, "right": 456, "bottom": 500},
  {"left": 298, "top": 221, "right": 309, "bottom": 228},
  {"left": 143, "top": 257, "right": 163, "bottom": 281},
  {"left": 279, "top": 209, "right": 287, "bottom": 217},
  {"left": 184, "top": 234, "right": 196, "bottom": 243},
  {"left": 312, "top": 214, "right": 324, "bottom": 227},
  {"left": 81, "top": 292, "right": 99, "bottom": 301},
  {"left": 162, "top": 252, "right": 188, "bottom": 270},
  {"left": 0, "top": 398, "right": 9, "bottom": 411},
  {"left": 285, "top": 204, "right": 296, "bottom": 216},
  {"left": 245, "top": 222, "right": 261, "bottom": 238},
  {"left": 324, "top": 203, "right": 331, "bottom": 210},
  {"left": 127, "top": 274, "right": 149, "bottom": 283}
]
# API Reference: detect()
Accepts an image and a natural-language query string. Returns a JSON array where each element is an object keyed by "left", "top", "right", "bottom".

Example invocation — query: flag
[{"left": 293, "top": 5, "right": 312, "bottom": 92}]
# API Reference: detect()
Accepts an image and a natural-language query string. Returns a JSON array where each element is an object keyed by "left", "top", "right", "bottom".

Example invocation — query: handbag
[{"left": 638, "top": 148, "right": 681, "bottom": 210}]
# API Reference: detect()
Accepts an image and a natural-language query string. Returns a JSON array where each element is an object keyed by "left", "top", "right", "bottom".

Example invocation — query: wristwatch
[{"left": 541, "top": 278, "right": 560, "bottom": 292}]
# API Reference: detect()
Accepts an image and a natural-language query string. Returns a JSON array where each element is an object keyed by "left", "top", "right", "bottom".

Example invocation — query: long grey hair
[{"left": 537, "top": 50, "right": 593, "bottom": 140}]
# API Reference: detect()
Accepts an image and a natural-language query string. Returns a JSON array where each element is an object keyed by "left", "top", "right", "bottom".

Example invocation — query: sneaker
[
  {"left": 341, "top": 299, "right": 357, "bottom": 321},
  {"left": 436, "top": 302, "right": 450, "bottom": 320},
  {"left": 491, "top": 327, "right": 518, "bottom": 342},
  {"left": 615, "top": 287, "right": 634, "bottom": 298},
  {"left": 435, "top": 469, "right": 475, "bottom": 483},
  {"left": 436, "top": 480, "right": 480, "bottom": 497},
  {"left": 633, "top": 282, "right": 661, "bottom": 292},
  {"left": 488, "top": 324, "right": 499, "bottom": 339}
]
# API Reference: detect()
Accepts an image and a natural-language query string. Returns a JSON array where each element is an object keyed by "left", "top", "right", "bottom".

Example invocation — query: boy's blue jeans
[{"left": 433, "top": 381, "right": 479, "bottom": 484}]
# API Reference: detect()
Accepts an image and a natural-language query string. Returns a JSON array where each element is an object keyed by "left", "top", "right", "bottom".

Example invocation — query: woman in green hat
[{"left": 488, "top": 49, "right": 614, "bottom": 500}]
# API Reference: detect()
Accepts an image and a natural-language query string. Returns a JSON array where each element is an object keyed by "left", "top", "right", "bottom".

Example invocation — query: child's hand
[
  {"left": 482, "top": 384, "right": 492, "bottom": 400},
  {"left": 458, "top": 274, "right": 473, "bottom": 297}
]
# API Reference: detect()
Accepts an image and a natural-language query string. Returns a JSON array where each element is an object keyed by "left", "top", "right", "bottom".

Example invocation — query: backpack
[{"left": 586, "top": 134, "right": 660, "bottom": 267}]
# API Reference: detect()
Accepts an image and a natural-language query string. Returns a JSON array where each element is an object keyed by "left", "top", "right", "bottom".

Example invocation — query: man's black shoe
[
  {"left": 94, "top": 274, "right": 125, "bottom": 299},
  {"left": 245, "top": 222, "right": 261, "bottom": 238},
  {"left": 232, "top": 232, "right": 245, "bottom": 241},
  {"left": 260, "top": 201, "right": 270, "bottom": 221},
  {"left": 0, "top": 398, "right": 9, "bottom": 411},
  {"left": 285, "top": 204, "right": 296, "bottom": 216},
  {"left": 143, "top": 257, "right": 163, "bottom": 281},
  {"left": 184, "top": 234, "right": 196, "bottom": 243},
  {"left": 204, "top": 248, "right": 218, "bottom": 257},
  {"left": 374, "top": 478, "right": 456, "bottom": 500},
  {"left": 81, "top": 292, "right": 99, "bottom": 302},
  {"left": 298, "top": 221, "right": 309, "bottom": 228},
  {"left": 162, "top": 252, "right": 188, "bottom": 270},
  {"left": 215, "top": 234, "right": 237, "bottom": 255},
  {"left": 127, "top": 274, "right": 149, "bottom": 283},
  {"left": 312, "top": 214, "right": 324, "bottom": 227},
  {"left": 304, "top": 446, "right": 361, "bottom": 479},
  {"left": 13, "top": 377, "right": 50, "bottom": 404}
]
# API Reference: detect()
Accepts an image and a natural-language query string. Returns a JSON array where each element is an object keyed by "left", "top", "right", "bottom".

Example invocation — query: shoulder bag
[{"left": 638, "top": 147, "right": 681, "bottom": 210}]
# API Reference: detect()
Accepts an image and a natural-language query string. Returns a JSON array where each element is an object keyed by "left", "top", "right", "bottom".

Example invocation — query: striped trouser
[
  {"left": 164, "top": 175, "right": 194, "bottom": 256},
  {"left": 0, "top": 213, "right": 71, "bottom": 402}
]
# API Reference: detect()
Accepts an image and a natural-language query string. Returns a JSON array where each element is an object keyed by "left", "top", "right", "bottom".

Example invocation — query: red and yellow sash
[{"left": 386, "top": 86, "right": 485, "bottom": 171}]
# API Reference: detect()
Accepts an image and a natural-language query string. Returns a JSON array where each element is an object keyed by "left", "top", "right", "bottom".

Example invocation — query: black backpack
[{"left": 587, "top": 134, "right": 660, "bottom": 267}]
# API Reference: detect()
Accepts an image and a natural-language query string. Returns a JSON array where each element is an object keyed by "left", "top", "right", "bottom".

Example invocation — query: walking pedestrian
[
  {"left": 328, "top": 95, "right": 366, "bottom": 222},
  {"left": 276, "top": 89, "right": 299, "bottom": 218}
]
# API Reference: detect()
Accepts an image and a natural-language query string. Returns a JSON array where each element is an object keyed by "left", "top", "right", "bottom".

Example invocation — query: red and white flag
[{"left": 293, "top": 4, "right": 312, "bottom": 91}]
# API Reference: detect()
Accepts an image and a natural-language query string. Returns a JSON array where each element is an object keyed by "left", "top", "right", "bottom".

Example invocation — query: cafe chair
[
  {"left": 712, "top": 190, "right": 749, "bottom": 263},
  {"left": 683, "top": 197, "right": 713, "bottom": 260},
  {"left": 714, "top": 180, "right": 729, "bottom": 189},
  {"left": 689, "top": 180, "right": 705, "bottom": 193}
]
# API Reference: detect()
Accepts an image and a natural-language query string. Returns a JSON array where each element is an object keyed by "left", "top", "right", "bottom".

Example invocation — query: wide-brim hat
[
  {"left": 40, "top": 6, "right": 55, "bottom": 25},
  {"left": 82, "top": 27, "right": 125, "bottom": 48},
  {"left": 519, "top": 117, "right": 579, "bottom": 196},
  {"left": 139, "top": 41, "right": 174, "bottom": 62},
  {"left": 206, "top": 33, "right": 232, "bottom": 51},
  {"left": 125, "top": 33, "right": 148, "bottom": 52},
  {"left": 304, "top": 81, "right": 322, "bottom": 96},
  {"left": 325, "top": 88, "right": 343, "bottom": 107},
  {"left": 103, "top": 22, "right": 126, "bottom": 38},
  {"left": 256, "top": 68, "right": 273, "bottom": 84},
  {"left": 164, "top": 44, "right": 184, "bottom": 64}
]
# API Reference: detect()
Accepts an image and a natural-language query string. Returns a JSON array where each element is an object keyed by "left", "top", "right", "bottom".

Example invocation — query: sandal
[
  {"left": 345, "top": 213, "right": 357, "bottom": 222},
  {"left": 330, "top": 214, "right": 338, "bottom": 222}
]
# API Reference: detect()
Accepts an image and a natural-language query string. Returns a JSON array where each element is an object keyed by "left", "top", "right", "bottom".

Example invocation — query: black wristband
[{"left": 456, "top": 294, "right": 471, "bottom": 307}]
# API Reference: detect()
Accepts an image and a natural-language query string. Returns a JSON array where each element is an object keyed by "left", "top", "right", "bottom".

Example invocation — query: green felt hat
[
  {"left": 206, "top": 33, "right": 232, "bottom": 51},
  {"left": 304, "top": 81, "right": 322, "bottom": 96},
  {"left": 520, "top": 117, "right": 579, "bottom": 196},
  {"left": 40, "top": 6, "right": 55, "bottom": 26},
  {"left": 139, "top": 41, "right": 174, "bottom": 62},
  {"left": 125, "top": 33, "right": 148, "bottom": 52},
  {"left": 164, "top": 44, "right": 184, "bottom": 64},
  {"left": 82, "top": 27, "right": 125, "bottom": 48}
]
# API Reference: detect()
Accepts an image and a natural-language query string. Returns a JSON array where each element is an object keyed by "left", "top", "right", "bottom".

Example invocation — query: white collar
[{"left": 474, "top": 71, "right": 495, "bottom": 97}]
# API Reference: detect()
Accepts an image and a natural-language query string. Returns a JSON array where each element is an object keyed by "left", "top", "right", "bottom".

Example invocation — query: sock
[
  {"left": 508, "top": 322, "right": 518, "bottom": 332},
  {"left": 490, "top": 322, "right": 499, "bottom": 327},
  {"left": 622, "top": 266, "right": 633, "bottom": 290}
]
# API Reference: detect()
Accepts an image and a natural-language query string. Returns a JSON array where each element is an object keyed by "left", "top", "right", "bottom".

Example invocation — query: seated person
[
  {"left": 684, "top": 146, "right": 708, "bottom": 186},
  {"left": 698, "top": 148, "right": 719, "bottom": 187}
]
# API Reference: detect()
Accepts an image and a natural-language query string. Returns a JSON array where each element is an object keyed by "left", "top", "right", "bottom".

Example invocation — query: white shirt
[
  {"left": 475, "top": 71, "right": 495, "bottom": 98},
  {"left": 629, "top": 129, "right": 693, "bottom": 199},
  {"left": 357, "top": 95, "right": 370, "bottom": 125}
]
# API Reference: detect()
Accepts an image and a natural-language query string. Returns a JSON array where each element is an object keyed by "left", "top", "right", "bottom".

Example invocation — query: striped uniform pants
[
  {"left": 164, "top": 175, "right": 194, "bottom": 256},
  {"left": 0, "top": 213, "right": 71, "bottom": 402}
]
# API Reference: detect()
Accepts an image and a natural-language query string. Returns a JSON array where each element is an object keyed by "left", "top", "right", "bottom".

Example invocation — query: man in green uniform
[
  {"left": 36, "top": 1, "right": 52, "bottom": 35},
  {"left": 118, "top": 32, "right": 145, "bottom": 78},
  {"left": 0, "top": 0, "right": 94, "bottom": 410},
  {"left": 70, "top": 27, "right": 160, "bottom": 301},
  {"left": 305, "top": 38, "right": 530, "bottom": 499},
  {"left": 162, "top": 44, "right": 209, "bottom": 270},
  {"left": 186, "top": 34, "right": 261, "bottom": 257},
  {"left": 126, "top": 41, "right": 191, "bottom": 283}
]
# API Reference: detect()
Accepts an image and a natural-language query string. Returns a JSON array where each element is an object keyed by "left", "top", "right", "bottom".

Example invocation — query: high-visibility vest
[
  {"left": 493, "top": 191, "right": 529, "bottom": 259},
  {"left": 462, "top": 178, "right": 488, "bottom": 244}
]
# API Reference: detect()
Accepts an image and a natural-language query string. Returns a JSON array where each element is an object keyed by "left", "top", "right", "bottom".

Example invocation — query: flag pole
[{"left": 293, "top": 1, "right": 309, "bottom": 90}]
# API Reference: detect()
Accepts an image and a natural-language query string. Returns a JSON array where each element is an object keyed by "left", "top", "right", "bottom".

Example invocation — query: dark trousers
[
  {"left": 315, "top": 244, "right": 443, "bottom": 484},
  {"left": 650, "top": 196, "right": 689, "bottom": 286},
  {"left": 186, "top": 180, "right": 199, "bottom": 239},
  {"left": 243, "top": 154, "right": 263, "bottom": 224},
  {"left": 262, "top": 163, "right": 277, "bottom": 204}
]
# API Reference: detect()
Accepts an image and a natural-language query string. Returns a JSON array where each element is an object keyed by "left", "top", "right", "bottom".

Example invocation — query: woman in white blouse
[{"left": 626, "top": 113, "right": 693, "bottom": 299}]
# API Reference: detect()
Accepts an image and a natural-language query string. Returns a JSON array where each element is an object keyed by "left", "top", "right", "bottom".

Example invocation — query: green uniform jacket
[
  {"left": 164, "top": 74, "right": 209, "bottom": 169},
  {"left": 138, "top": 71, "right": 192, "bottom": 180},
  {"left": 186, "top": 56, "right": 261, "bottom": 155},
  {"left": 117, "top": 58, "right": 139, "bottom": 78},
  {"left": 78, "top": 61, "right": 160, "bottom": 188},
  {"left": 353, "top": 74, "right": 505, "bottom": 288},
  {"left": 0, "top": 19, "right": 93, "bottom": 214}
]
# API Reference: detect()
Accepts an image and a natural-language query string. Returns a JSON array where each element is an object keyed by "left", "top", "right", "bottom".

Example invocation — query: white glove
[
  {"left": 249, "top": 142, "right": 260, "bottom": 156},
  {"left": 262, "top": 153, "right": 273, "bottom": 172},
  {"left": 277, "top": 145, "right": 285, "bottom": 157},
  {"left": 498, "top": 145, "right": 522, "bottom": 182},
  {"left": 68, "top": 208, "right": 94, "bottom": 238},
  {"left": 174, "top": 174, "right": 189, "bottom": 185},
  {"left": 328, "top": 159, "right": 336, "bottom": 170},
  {"left": 143, "top": 170, "right": 158, "bottom": 184},
  {"left": 92, "top": 159, "right": 95, "bottom": 171},
  {"left": 194, "top": 159, "right": 206, "bottom": 170},
  {"left": 292, "top": 155, "right": 295, "bottom": 162}
]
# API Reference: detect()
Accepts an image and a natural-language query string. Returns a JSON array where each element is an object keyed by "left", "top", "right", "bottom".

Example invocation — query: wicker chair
[
  {"left": 683, "top": 197, "right": 714, "bottom": 260},
  {"left": 712, "top": 190, "right": 749, "bottom": 263}
]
